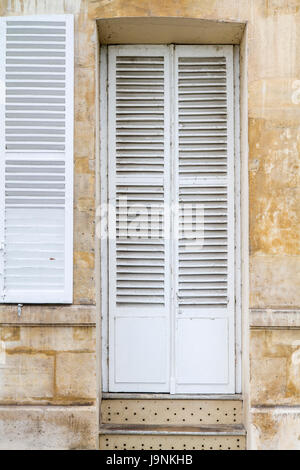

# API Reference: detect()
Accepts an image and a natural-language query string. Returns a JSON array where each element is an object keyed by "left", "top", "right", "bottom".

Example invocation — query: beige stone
[
  {"left": 74, "top": 67, "right": 95, "bottom": 123},
  {"left": 251, "top": 409, "right": 300, "bottom": 450},
  {"left": 0, "top": 326, "right": 95, "bottom": 354},
  {"left": 251, "top": 330, "right": 300, "bottom": 405},
  {"left": 251, "top": 357, "right": 287, "bottom": 405},
  {"left": 56, "top": 352, "right": 96, "bottom": 399},
  {"left": 0, "top": 406, "right": 98, "bottom": 450},
  {"left": 0, "top": 305, "right": 96, "bottom": 325},
  {"left": 250, "top": 255, "right": 300, "bottom": 308},
  {"left": 74, "top": 252, "right": 95, "bottom": 304},
  {"left": 0, "top": 354, "right": 54, "bottom": 403}
]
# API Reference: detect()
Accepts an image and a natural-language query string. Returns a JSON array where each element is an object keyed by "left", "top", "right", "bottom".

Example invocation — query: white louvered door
[
  {"left": 0, "top": 15, "right": 73, "bottom": 304},
  {"left": 106, "top": 45, "right": 236, "bottom": 393},
  {"left": 108, "top": 46, "right": 171, "bottom": 392},
  {"left": 173, "top": 46, "right": 235, "bottom": 393}
]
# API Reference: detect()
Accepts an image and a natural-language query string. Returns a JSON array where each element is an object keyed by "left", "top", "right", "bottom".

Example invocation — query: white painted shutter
[
  {"left": 0, "top": 15, "right": 74, "bottom": 303},
  {"left": 108, "top": 46, "right": 171, "bottom": 392},
  {"left": 174, "top": 46, "right": 235, "bottom": 393}
]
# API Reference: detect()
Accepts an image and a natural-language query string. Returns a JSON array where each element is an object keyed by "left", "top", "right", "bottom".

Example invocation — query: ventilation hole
[
  {"left": 134, "top": 412, "right": 137, "bottom": 415},
  {"left": 154, "top": 413, "right": 157, "bottom": 416},
  {"left": 182, "top": 407, "right": 185, "bottom": 410},
  {"left": 125, "top": 407, "right": 128, "bottom": 410}
]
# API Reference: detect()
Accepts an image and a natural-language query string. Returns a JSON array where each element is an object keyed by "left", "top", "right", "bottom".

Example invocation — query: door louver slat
[
  {"left": 115, "top": 56, "right": 165, "bottom": 178},
  {"left": 115, "top": 189, "right": 165, "bottom": 306}
]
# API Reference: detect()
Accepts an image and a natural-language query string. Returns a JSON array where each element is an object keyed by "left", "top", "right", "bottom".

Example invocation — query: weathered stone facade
[{"left": 0, "top": 0, "right": 299, "bottom": 450}]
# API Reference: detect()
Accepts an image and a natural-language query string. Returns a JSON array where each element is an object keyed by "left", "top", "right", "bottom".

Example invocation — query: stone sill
[
  {"left": 250, "top": 309, "right": 300, "bottom": 329},
  {"left": 0, "top": 304, "right": 96, "bottom": 326}
]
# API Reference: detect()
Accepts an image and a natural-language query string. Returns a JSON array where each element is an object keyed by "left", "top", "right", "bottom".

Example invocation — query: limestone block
[
  {"left": 251, "top": 409, "right": 300, "bottom": 450},
  {"left": 0, "top": 406, "right": 98, "bottom": 450},
  {"left": 56, "top": 352, "right": 96, "bottom": 399}
]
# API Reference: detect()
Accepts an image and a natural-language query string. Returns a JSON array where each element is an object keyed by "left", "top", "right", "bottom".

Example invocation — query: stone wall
[{"left": 0, "top": 0, "right": 299, "bottom": 450}]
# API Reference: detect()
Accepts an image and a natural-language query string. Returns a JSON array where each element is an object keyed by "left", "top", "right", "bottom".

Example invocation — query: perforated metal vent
[
  {"left": 100, "top": 434, "right": 246, "bottom": 450},
  {"left": 5, "top": 20, "right": 66, "bottom": 152},
  {"left": 101, "top": 398, "right": 243, "bottom": 426}
]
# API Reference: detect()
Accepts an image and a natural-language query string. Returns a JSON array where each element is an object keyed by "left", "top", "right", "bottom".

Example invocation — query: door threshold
[{"left": 102, "top": 392, "right": 243, "bottom": 400}]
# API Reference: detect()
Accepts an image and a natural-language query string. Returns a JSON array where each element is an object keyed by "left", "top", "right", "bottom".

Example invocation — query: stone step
[
  {"left": 99, "top": 424, "right": 246, "bottom": 450},
  {"left": 101, "top": 396, "right": 243, "bottom": 426}
]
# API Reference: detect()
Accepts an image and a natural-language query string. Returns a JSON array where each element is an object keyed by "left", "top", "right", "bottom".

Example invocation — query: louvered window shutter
[
  {"left": 108, "top": 46, "right": 171, "bottom": 392},
  {"left": 0, "top": 15, "right": 74, "bottom": 303},
  {"left": 174, "top": 46, "right": 235, "bottom": 393}
]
